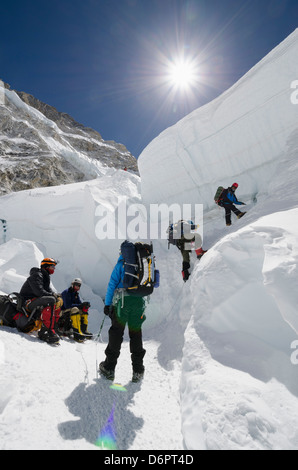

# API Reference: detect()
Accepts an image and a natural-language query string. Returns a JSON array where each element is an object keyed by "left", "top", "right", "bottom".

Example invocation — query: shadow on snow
[{"left": 58, "top": 378, "right": 143, "bottom": 450}]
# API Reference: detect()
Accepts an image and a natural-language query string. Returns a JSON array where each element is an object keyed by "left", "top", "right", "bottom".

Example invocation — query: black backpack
[
  {"left": 0, "top": 293, "right": 20, "bottom": 327},
  {"left": 121, "top": 240, "right": 159, "bottom": 297}
]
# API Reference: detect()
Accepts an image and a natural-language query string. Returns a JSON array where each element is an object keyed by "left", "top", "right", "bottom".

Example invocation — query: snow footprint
[{"left": 0, "top": 381, "right": 14, "bottom": 414}]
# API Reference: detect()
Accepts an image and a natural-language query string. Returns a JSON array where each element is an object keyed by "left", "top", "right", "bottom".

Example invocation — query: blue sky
[{"left": 1, "top": 0, "right": 298, "bottom": 158}]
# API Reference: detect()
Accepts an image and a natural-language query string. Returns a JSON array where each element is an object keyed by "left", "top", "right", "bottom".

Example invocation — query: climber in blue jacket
[
  {"left": 219, "top": 183, "right": 246, "bottom": 226},
  {"left": 99, "top": 254, "right": 146, "bottom": 383}
]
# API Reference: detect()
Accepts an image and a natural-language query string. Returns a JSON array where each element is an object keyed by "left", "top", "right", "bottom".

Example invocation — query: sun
[{"left": 167, "top": 58, "right": 199, "bottom": 91}]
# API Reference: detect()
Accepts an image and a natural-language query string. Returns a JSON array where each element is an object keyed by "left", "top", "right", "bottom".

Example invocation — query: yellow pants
[{"left": 69, "top": 307, "right": 88, "bottom": 334}]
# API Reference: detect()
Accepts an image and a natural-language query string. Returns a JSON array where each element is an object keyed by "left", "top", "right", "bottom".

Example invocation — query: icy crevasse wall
[
  {"left": 0, "top": 172, "right": 142, "bottom": 301},
  {"left": 138, "top": 29, "right": 298, "bottom": 210}
]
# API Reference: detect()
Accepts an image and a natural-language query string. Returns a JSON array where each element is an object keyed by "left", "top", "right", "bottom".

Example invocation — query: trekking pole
[
  {"left": 94, "top": 315, "right": 106, "bottom": 343},
  {"left": 94, "top": 315, "right": 106, "bottom": 379}
]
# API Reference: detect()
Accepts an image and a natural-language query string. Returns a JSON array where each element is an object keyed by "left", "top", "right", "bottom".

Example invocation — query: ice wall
[{"left": 0, "top": 171, "right": 141, "bottom": 301}]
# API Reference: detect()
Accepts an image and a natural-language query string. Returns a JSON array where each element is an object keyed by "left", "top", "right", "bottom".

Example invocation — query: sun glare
[{"left": 167, "top": 58, "right": 199, "bottom": 90}]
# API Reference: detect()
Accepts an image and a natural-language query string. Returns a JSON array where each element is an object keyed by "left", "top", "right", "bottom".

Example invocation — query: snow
[
  {"left": 0, "top": 329, "right": 183, "bottom": 450},
  {"left": 180, "top": 210, "right": 298, "bottom": 450},
  {"left": 1, "top": 30, "right": 298, "bottom": 451}
]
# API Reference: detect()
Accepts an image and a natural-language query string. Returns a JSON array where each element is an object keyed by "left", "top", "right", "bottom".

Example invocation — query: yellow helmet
[{"left": 40, "top": 258, "right": 58, "bottom": 268}]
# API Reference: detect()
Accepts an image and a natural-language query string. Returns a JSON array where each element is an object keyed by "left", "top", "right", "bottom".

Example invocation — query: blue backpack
[{"left": 120, "top": 240, "right": 159, "bottom": 297}]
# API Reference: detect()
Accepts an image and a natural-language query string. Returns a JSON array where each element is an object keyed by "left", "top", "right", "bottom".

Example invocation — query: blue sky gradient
[{"left": 1, "top": 0, "right": 298, "bottom": 157}]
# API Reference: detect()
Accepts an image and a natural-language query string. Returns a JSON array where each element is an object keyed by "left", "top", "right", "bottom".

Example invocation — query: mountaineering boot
[
  {"left": 132, "top": 370, "right": 144, "bottom": 383},
  {"left": 73, "top": 328, "right": 85, "bottom": 343},
  {"left": 195, "top": 248, "right": 208, "bottom": 260},
  {"left": 39, "top": 306, "right": 60, "bottom": 344},
  {"left": 81, "top": 323, "right": 93, "bottom": 340},
  {"left": 237, "top": 212, "right": 246, "bottom": 220},
  {"left": 38, "top": 325, "right": 60, "bottom": 344},
  {"left": 82, "top": 330, "right": 93, "bottom": 340},
  {"left": 99, "top": 361, "right": 115, "bottom": 381}
]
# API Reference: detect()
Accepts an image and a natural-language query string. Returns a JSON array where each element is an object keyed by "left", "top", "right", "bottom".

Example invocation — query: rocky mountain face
[{"left": 0, "top": 81, "right": 138, "bottom": 195}]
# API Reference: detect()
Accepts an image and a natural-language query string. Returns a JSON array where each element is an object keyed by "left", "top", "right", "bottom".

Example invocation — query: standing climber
[
  {"left": 99, "top": 249, "right": 146, "bottom": 383},
  {"left": 218, "top": 183, "right": 246, "bottom": 226}
]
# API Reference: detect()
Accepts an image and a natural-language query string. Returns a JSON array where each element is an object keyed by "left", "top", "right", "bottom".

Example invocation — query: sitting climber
[
  {"left": 58, "top": 278, "right": 92, "bottom": 342},
  {"left": 19, "top": 257, "right": 60, "bottom": 343}
]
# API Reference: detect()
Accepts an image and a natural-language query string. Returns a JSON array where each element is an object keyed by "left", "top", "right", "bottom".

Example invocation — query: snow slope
[
  {"left": 181, "top": 209, "right": 298, "bottom": 450},
  {"left": 0, "top": 329, "right": 183, "bottom": 450},
  {"left": 1, "top": 30, "right": 298, "bottom": 450}
]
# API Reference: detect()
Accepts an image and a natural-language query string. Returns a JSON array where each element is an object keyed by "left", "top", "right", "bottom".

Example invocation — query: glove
[
  {"left": 81, "top": 301, "right": 91, "bottom": 309},
  {"left": 55, "top": 296, "right": 64, "bottom": 310},
  {"left": 104, "top": 305, "right": 113, "bottom": 317}
]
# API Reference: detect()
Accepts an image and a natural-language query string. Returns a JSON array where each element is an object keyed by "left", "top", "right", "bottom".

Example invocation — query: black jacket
[{"left": 20, "top": 267, "right": 54, "bottom": 300}]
